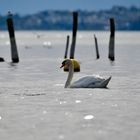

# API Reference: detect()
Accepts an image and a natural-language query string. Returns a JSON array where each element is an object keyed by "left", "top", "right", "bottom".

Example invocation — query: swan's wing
[{"left": 70, "top": 75, "right": 107, "bottom": 88}]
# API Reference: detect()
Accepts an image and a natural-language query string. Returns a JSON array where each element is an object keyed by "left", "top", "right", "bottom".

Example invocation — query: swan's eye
[
  {"left": 62, "top": 61, "right": 65, "bottom": 66},
  {"left": 62, "top": 60, "right": 67, "bottom": 65}
]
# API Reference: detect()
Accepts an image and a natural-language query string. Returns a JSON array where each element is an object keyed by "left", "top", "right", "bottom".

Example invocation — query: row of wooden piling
[
  {"left": 64, "top": 12, "right": 115, "bottom": 72},
  {"left": 93, "top": 18, "right": 115, "bottom": 60},
  {"left": 0, "top": 11, "right": 115, "bottom": 65}
]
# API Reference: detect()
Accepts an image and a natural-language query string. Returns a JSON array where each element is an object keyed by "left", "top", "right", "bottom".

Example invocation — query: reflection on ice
[
  {"left": 43, "top": 41, "right": 52, "bottom": 48},
  {"left": 55, "top": 84, "right": 64, "bottom": 87},
  {"left": 5, "top": 41, "right": 10, "bottom": 45},
  {"left": 64, "top": 112, "right": 72, "bottom": 117},
  {"left": 58, "top": 134, "right": 65, "bottom": 139},
  {"left": 59, "top": 101, "right": 67, "bottom": 105},
  {"left": 111, "top": 104, "right": 118, "bottom": 107},
  {"left": 84, "top": 115, "right": 94, "bottom": 120},
  {"left": 42, "top": 110, "right": 47, "bottom": 114},
  {"left": 75, "top": 100, "right": 81, "bottom": 103}
]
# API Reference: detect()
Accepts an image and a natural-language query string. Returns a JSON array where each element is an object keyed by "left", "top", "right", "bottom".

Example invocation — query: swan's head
[{"left": 60, "top": 59, "right": 71, "bottom": 68}]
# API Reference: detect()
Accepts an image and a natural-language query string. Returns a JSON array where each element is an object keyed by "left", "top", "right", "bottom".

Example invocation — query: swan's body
[
  {"left": 70, "top": 75, "right": 111, "bottom": 88},
  {"left": 60, "top": 59, "right": 111, "bottom": 88}
]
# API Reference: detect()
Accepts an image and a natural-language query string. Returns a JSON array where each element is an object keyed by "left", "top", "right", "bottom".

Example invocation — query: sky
[{"left": 0, "top": 0, "right": 140, "bottom": 15}]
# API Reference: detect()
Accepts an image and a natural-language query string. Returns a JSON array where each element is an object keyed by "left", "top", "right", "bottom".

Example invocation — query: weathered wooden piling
[
  {"left": 94, "top": 34, "right": 100, "bottom": 59},
  {"left": 70, "top": 12, "right": 78, "bottom": 59},
  {"left": 7, "top": 11, "right": 19, "bottom": 63},
  {"left": 64, "top": 35, "right": 70, "bottom": 59},
  {"left": 108, "top": 18, "right": 115, "bottom": 61},
  {"left": 0, "top": 57, "right": 5, "bottom": 62}
]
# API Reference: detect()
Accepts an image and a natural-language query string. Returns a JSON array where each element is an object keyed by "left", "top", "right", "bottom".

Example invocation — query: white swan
[{"left": 60, "top": 59, "right": 111, "bottom": 88}]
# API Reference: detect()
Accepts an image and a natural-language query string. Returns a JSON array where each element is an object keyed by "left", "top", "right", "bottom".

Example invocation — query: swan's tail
[{"left": 100, "top": 76, "right": 111, "bottom": 88}]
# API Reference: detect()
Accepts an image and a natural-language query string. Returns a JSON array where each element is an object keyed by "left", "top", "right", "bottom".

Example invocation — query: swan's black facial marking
[
  {"left": 62, "top": 60, "right": 67, "bottom": 65},
  {"left": 60, "top": 60, "right": 67, "bottom": 68}
]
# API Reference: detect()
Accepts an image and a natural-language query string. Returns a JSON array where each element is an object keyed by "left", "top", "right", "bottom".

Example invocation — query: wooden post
[
  {"left": 94, "top": 34, "right": 100, "bottom": 59},
  {"left": 70, "top": 12, "right": 78, "bottom": 59},
  {"left": 64, "top": 35, "right": 70, "bottom": 59},
  {"left": 108, "top": 18, "right": 115, "bottom": 61},
  {"left": 7, "top": 11, "right": 19, "bottom": 63},
  {"left": 0, "top": 57, "right": 5, "bottom": 62}
]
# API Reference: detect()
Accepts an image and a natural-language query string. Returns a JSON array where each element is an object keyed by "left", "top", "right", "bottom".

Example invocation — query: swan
[{"left": 60, "top": 59, "right": 111, "bottom": 88}]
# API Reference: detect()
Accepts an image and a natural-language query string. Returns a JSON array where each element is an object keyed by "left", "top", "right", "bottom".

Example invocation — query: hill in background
[{"left": 0, "top": 6, "right": 140, "bottom": 30}]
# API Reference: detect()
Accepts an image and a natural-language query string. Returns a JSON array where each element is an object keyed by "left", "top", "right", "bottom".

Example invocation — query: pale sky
[{"left": 0, "top": 0, "right": 140, "bottom": 15}]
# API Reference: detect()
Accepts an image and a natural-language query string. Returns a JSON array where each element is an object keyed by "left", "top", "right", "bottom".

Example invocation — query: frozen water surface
[{"left": 0, "top": 31, "right": 140, "bottom": 140}]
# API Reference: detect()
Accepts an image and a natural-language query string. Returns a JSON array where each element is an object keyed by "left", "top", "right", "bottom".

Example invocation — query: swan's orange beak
[{"left": 60, "top": 64, "right": 65, "bottom": 68}]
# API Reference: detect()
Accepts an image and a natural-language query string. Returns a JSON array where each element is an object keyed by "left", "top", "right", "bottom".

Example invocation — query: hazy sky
[{"left": 0, "top": 0, "right": 140, "bottom": 15}]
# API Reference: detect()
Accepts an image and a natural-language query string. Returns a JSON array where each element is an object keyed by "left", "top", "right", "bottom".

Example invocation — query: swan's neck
[{"left": 65, "top": 62, "right": 74, "bottom": 88}]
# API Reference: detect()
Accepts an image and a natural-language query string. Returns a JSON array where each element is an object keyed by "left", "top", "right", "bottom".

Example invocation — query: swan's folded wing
[{"left": 70, "top": 76, "right": 105, "bottom": 88}]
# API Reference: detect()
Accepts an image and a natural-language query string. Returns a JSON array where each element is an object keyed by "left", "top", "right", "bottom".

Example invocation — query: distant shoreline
[{"left": 0, "top": 6, "right": 140, "bottom": 31}]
